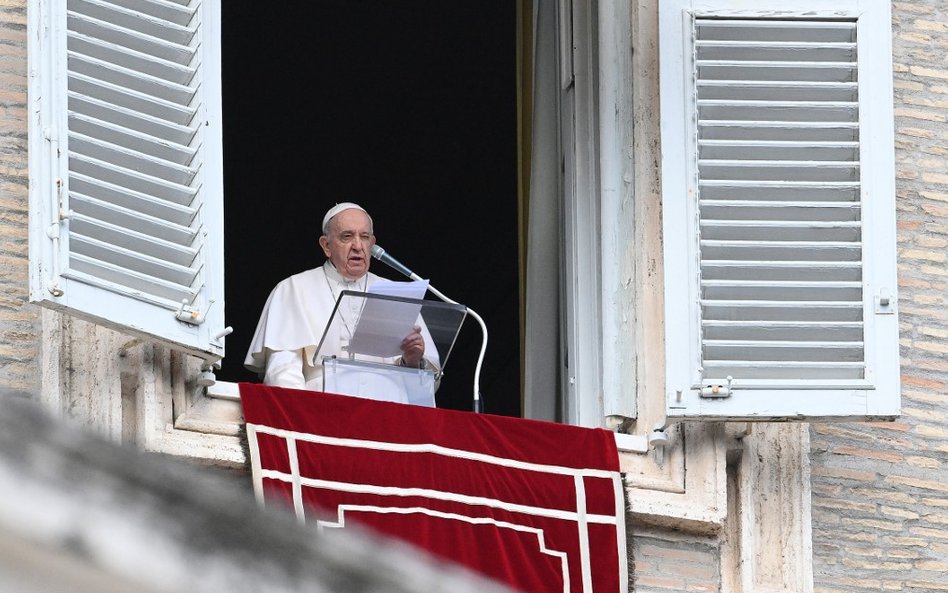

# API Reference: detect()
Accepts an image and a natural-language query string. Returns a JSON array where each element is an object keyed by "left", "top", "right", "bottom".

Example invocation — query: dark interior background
[{"left": 218, "top": 1, "right": 521, "bottom": 417}]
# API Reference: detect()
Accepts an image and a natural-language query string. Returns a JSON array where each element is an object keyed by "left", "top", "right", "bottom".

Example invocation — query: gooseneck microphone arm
[{"left": 371, "top": 244, "right": 487, "bottom": 413}]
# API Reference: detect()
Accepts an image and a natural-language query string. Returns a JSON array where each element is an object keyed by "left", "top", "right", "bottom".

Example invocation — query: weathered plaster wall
[{"left": 809, "top": 2, "right": 948, "bottom": 592}]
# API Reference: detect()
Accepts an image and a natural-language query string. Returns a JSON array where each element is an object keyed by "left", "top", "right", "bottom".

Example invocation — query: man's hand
[{"left": 400, "top": 325, "right": 425, "bottom": 368}]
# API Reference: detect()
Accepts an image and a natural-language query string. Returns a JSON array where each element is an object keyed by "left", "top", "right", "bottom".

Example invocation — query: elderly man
[{"left": 244, "top": 202, "right": 437, "bottom": 393}]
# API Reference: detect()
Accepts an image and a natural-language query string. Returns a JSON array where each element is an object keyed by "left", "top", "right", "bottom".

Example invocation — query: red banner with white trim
[{"left": 240, "top": 383, "right": 627, "bottom": 593}]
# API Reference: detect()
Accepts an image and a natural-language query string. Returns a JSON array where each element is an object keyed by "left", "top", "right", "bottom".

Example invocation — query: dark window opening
[{"left": 219, "top": 1, "right": 521, "bottom": 417}]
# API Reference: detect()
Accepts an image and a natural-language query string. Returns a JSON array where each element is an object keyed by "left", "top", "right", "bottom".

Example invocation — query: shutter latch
[
  {"left": 700, "top": 375, "right": 733, "bottom": 398},
  {"left": 175, "top": 298, "right": 206, "bottom": 325},
  {"left": 875, "top": 288, "right": 895, "bottom": 315}
]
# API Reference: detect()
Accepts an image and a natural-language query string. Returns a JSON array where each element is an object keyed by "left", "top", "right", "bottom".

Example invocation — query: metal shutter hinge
[{"left": 46, "top": 178, "right": 65, "bottom": 297}]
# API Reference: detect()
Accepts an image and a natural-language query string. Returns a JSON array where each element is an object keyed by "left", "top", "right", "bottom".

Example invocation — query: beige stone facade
[
  {"left": 2, "top": 1, "right": 947, "bottom": 591},
  {"left": 806, "top": 4, "right": 948, "bottom": 591},
  {"left": 0, "top": 2, "right": 31, "bottom": 395}
]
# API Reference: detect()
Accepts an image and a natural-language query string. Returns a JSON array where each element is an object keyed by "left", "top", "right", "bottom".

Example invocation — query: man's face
[{"left": 319, "top": 209, "right": 375, "bottom": 279}]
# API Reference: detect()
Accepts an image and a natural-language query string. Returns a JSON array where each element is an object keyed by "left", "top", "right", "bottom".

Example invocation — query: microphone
[
  {"left": 371, "top": 244, "right": 416, "bottom": 279},
  {"left": 369, "top": 243, "right": 489, "bottom": 413}
]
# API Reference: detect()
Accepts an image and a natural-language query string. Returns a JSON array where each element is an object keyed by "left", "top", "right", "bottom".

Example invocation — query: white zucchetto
[{"left": 321, "top": 202, "right": 368, "bottom": 234}]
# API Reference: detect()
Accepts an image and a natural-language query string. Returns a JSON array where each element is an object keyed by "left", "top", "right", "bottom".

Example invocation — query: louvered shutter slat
[
  {"left": 700, "top": 121, "right": 859, "bottom": 142},
  {"left": 68, "top": 4, "right": 197, "bottom": 49},
  {"left": 701, "top": 260, "right": 862, "bottom": 282},
  {"left": 699, "top": 62, "right": 857, "bottom": 83},
  {"left": 70, "top": 235, "right": 199, "bottom": 289},
  {"left": 70, "top": 215, "right": 198, "bottom": 266},
  {"left": 70, "top": 174, "right": 196, "bottom": 226},
  {"left": 701, "top": 301, "right": 863, "bottom": 322},
  {"left": 70, "top": 154, "right": 196, "bottom": 205},
  {"left": 700, "top": 141, "right": 859, "bottom": 161},
  {"left": 696, "top": 19, "right": 857, "bottom": 41},
  {"left": 699, "top": 185, "right": 858, "bottom": 202},
  {"left": 698, "top": 45, "right": 856, "bottom": 63},
  {"left": 70, "top": 73, "right": 197, "bottom": 125},
  {"left": 703, "top": 320, "right": 863, "bottom": 341},
  {"left": 700, "top": 241, "right": 861, "bottom": 262},
  {"left": 71, "top": 192, "right": 194, "bottom": 243},
  {"left": 699, "top": 102, "right": 858, "bottom": 123},
  {"left": 702, "top": 281, "right": 863, "bottom": 302},
  {"left": 67, "top": 24, "right": 197, "bottom": 79},
  {"left": 699, "top": 161, "right": 858, "bottom": 182},
  {"left": 693, "top": 17, "right": 865, "bottom": 385},
  {"left": 75, "top": 0, "right": 196, "bottom": 25},
  {"left": 702, "top": 221, "right": 861, "bottom": 242},
  {"left": 69, "top": 94, "right": 198, "bottom": 146},
  {"left": 68, "top": 256, "right": 200, "bottom": 303},
  {"left": 68, "top": 53, "right": 196, "bottom": 105},
  {"left": 71, "top": 115, "right": 197, "bottom": 165},
  {"left": 704, "top": 341, "right": 865, "bottom": 362},
  {"left": 70, "top": 133, "right": 197, "bottom": 182},
  {"left": 698, "top": 81, "right": 857, "bottom": 102},
  {"left": 701, "top": 361, "right": 865, "bottom": 381},
  {"left": 70, "top": 0, "right": 196, "bottom": 44}
]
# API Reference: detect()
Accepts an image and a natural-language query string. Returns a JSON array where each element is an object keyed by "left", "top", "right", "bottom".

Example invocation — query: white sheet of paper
[
  {"left": 367, "top": 279, "right": 429, "bottom": 300},
  {"left": 347, "top": 279, "right": 430, "bottom": 357}
]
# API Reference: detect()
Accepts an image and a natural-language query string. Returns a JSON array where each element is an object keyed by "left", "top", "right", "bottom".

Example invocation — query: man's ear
[{"left": 318, "top": 235, "right": 331, "bottom": 257}]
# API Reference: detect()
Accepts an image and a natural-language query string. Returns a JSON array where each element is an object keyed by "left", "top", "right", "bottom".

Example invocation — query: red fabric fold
[{"left": 240, "top": 383, "right": 626, "bottom": 593}]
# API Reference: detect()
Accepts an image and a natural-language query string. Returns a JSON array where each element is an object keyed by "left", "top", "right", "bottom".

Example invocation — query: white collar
[{"left": 323, "top": 260, "right": 366, "bottom": 285}]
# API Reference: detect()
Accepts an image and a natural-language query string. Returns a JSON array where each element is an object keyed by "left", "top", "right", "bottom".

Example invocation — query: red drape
[{"left": 240, "top": 383, "right": 627, "bottom": 593}]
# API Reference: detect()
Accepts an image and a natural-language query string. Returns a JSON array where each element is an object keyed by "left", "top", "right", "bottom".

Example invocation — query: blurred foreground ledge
[{"left": 0, "top": 392, "right": 514, "bottom": 593}]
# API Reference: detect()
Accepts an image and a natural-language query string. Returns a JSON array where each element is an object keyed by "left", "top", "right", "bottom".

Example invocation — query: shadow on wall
[{"left": 0, "top": 391, "right": 515, "bottom": 593}]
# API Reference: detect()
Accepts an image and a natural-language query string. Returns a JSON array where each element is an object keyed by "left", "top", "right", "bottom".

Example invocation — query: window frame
[{"left": 558, "top": 0, "right": 643, "bottom": 428}]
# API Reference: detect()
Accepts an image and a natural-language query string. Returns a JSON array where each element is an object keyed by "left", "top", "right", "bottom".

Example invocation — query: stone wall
[
  {"left": 0, "top": 0, "right": 32, "bottom": 393},
  {"left": 810, "top": 2, "right": 948, "bottom": 592},
  {"left": 631, "top": 530, "right": 720, "bottom": 593}
]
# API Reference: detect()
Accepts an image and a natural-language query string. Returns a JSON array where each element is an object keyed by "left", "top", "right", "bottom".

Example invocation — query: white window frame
[
  {"left": 562, "top": 0, "right": 608, "bottom": 428},
  {"left": 557, "top": 0, "right": 644, "bottom": 429},
  {"left": 660, "top": 0, "right": 900, "bottom": 421},
  {"left": 28, "top": 0, "right": 226, "bottom": 361}
]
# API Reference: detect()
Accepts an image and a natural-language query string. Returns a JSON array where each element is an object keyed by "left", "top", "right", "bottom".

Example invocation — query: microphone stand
[
  {"left": 408, "top": 276, "right": 487, "bottom": 414},
  {"left": 371, "top": 245, "right": 487, "bottom": 413}
]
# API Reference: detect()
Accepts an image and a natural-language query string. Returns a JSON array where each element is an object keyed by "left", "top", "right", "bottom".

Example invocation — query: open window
[
  {"left": 29, "top": 1, "right": 522, "bottom": 419},
  {"left": 660, "top": 0, "right": 900, "bottom": 420},
  {"left": 28, "top": 0, "right": 226, "bottom": 361}
]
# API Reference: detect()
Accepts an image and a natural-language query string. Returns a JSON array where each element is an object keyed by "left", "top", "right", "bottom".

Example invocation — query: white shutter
[
  {"left": 661, "top": 0, "right": 899, "bottom": 420},
  {"left": 29, "top": 0, "right": 225, "bottom": 359}
]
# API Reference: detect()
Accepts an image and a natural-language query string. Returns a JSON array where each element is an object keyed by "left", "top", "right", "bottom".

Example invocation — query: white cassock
[{"left": 244, "top": 261, "right": 440, "bottom": 401}]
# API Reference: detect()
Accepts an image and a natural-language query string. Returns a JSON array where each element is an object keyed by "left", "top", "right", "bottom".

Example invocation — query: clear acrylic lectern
[{"left": 312, "top": 290, "right": 467, "bottom": 407}]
